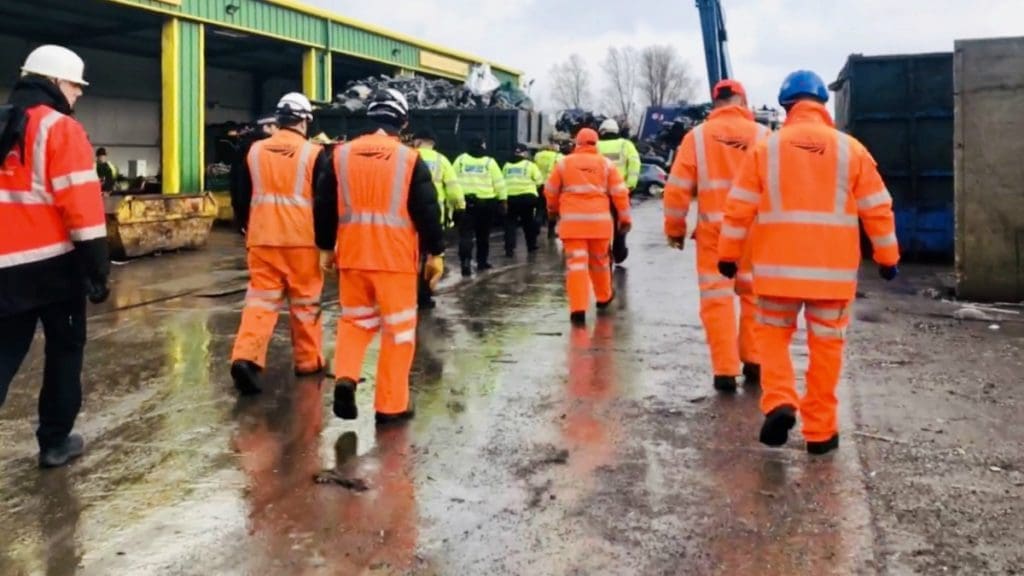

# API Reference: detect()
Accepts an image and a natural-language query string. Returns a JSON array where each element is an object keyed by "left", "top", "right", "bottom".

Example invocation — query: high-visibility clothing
[
  {"left": 544, "top": 146, "right": 631, "bottom": 240},
  {"left": 0, "top": 104, "right": 106, "bottom": 272},
  {"left": 502, "top": 159, "right": 544, "bottom": 197},
  {"left": 757, "top": 297, "right": 851, "bottom": 442},
  {"left": 418, "top": 146, "right": 464, "bottom": 224},
  {"left": 452, "top": 154, "right": 506, "bottom": 200},
  {"left": 245, "top": 129, "right": 322, "bottom": 248},
  {"left": 534, "top": 149, "right": 564, "bottom": 181},
  {"left": 720, "top": 101, "right": 900, "bottom": 301},
  {"left": 333, "top": 131, "right": 419, "bottom": 274},
  {"left": 231, "top": 246, "right": 324, "bottom": 372},
  {"left": 664, "top": 105, "right": 770, "bottom": 375},
  {"left": 597, "top": 137, "right": 641, "bottom": 189},
  {"left": 563, "top": 239, "right": 613, "bottom": 313},
  {"left": 334, "top": 270, "right": 418, "bottom": 415}
]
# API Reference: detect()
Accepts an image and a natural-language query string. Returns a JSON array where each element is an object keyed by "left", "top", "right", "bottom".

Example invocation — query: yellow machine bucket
[{"left": 105, "top": 193, "right": 219, "bottom": 259}]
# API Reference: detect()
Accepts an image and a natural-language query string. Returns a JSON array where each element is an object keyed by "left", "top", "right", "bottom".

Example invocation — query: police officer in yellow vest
[
  {"left": 414, "top": 128, "right": 463, "bottom": 309},
  {"left": 452, "top": 135, "right": 505, "bottom": 277},
  {"left": 597, "top": 119, "right": 640, "bottom": 264},
  {"left": 533, "top": 137, "right": 565, "bottom": 240},
  {"left": 502, "top": 143, "right": 544, "bottom": 257}
]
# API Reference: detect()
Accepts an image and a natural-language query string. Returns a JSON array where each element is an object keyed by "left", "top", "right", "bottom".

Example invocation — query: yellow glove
[
  {"left": 424, "top": 254, "right": 444, "bottom": 290},
  {"left": 319, "top": 249, "right": 336, "bottom": 272}
]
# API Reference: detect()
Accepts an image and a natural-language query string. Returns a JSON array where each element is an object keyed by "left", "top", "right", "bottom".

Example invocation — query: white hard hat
[
  {"left": 367, "top": 88, "right": 410, "bottom": 121},
  {"left": 599, "top": 118, "right": 620, "bottom": 135},
  {"left": 276, "top": 92, "right": 313, "bottom": 121},
  {"left": 21, "top": 45, "right": 88, "bottom": 86}
]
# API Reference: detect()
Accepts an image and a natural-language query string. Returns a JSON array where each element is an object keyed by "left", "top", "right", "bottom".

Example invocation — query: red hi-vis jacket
[{"left": 0, "top": 105, "right": 106, "bottom": 268}]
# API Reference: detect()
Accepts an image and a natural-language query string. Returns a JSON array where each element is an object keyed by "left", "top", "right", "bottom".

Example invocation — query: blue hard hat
[{"left": 778, "top": 70, "right": 829, "bottom": 107}]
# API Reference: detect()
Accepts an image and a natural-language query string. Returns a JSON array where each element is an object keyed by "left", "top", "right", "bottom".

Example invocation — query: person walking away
[
  {"left": 534, "top": 136, "right": 565, "bottom": 239},
  {"left": 502, "top": 143, "right": 544, "bottom": 257},
  {"left": 0, "top": 45, "right": 110, "bottom": 468},
  {"left": 414, "top": 127, "right": 463, "bottom": 309},
  {"left": 545, "top": 128, "right": 632, "bottom": 327},
  {"left": 452, "top": 135, "right": 505, "bottom": 277},
  {"left": 718, "top": 70, "right": 900, "bottom": 455},
  {"left": 597, "top": 119, "right": 640, "bottom": 264},
  {"left": 663, "top": 79, "right": 770, "bottom": 394},
  {"left": 314, "top": 88, "right": 445, "bottom": 425},
  {"left": 94, "top": 147, "right": 117, "bottom": 192},
  {"left": 229, "top": 92, "right": 330, "bottom": 395}
]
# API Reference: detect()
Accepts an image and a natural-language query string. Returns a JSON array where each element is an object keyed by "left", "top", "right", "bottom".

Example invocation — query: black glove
[
  {"left": 718, "top": 261, "right": 738, "bottom": 279},
  {"left": 87, "top": 277, "right": 110, "bottom": 304},
  {"left": 452, "top": 210, "right": 465, "bottom": 227},
  {"left": 879, "top": 264, "right": 899, "bottom": 281}
]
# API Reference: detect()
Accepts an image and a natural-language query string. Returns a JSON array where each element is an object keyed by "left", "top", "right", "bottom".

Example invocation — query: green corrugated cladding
[
  {"left": 317, "top": 49, "right": 331, "bottom": 101},
  {"left": 179, "top": 20, "right": 204, "bottom": 193},
  {"left": 328, "top": 22, "right": 417, "bottom": 67}
]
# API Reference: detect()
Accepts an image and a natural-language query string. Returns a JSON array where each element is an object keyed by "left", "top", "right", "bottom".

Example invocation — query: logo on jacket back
[
  {"left": 264, "top": 144, "right": 298, "bottom": 158},
  {"left": 462, "top": 164, "right": 486, "bottom": 174},
  {"left": 791, "top": 140, "right": 827, "bottom": 155},
  {"left": 713, "top": 135, "right": 751, "bottom": 151},
  {"left": 355, "top": 148, "right": 395, "bottom": 161}
]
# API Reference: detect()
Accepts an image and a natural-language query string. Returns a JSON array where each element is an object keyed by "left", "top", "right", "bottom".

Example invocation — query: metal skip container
[{"left": 104, "top": 193, "right": 219, "bottom": 259}]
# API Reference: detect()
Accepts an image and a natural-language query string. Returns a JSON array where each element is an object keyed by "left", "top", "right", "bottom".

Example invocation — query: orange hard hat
[
  {"left": 576, "top": 128, "right": 598, "bottom": 146},
  {"left": 713, "top": 79, "right": 747, "bottom": 100}
]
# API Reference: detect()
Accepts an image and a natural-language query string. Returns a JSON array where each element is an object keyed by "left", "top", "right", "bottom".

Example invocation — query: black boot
[
  {"left": 231, "top": 360, "right": 263, "bottom": 396},
  {"left": 807, "top": 434, "right": 840, "bottom": 455},
  {"left": 742, "top": 363, "right": 761, "bottom": 387},
  {"left": 478, "top": 262, "right": 493, "bottom": 271},
  {"left": 596, "top": 291, "right": 615, "bottom": 311},
  {"left": 376, "top": 403, "right": 415, "bottom": 427},
  {"left": 418, "top": 298, "right": 437, "bottom": 311},
  {"left": 612, "top": 234, "right": 629, "bottom": 264},
  {"left": 714, "top": 375, "right": 738, "bottom": 393},
  {"left": 461, "top": 260, "right": 472, "bottom": 278},
  {"left": 570, "top": 311, "right": 587, "bottom": 326},
  {"left": 759, "top": 405, "right": 797, "bottom": 447},
  {"left": 333, "top": 377, "right": 358, "bottom": 420},
  {"left": 39, "top": 433, "right": 85, "bottom": 469}
]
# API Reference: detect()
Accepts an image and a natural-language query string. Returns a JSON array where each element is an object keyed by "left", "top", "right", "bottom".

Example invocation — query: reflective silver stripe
[
  {"left": 544, "top": 184, "right": 560, "bottom": 195},
  {"left": 563, "top": 184, "right": 606, "bottom": 194},
  {"left": 568, "top": 249, "right": 588, "bottom": 258},
  {"left": 0, "top": 189, "right": 49, "bottom": 205},
  {"left": 338, "top": 212, "right": 410, "bottom": 227},
  {"left": 32, "top": 111, "right": 63, "bottom": 203},
  {"left": 757, "top": 211, "right": 858, "bottom": 227},
  {"left": 247, "top": 288, "right": 284, "bottom": 299},
  {"left": 872, "top": 232, "right": 898, "bottom": 248},
  {"left": 766, "top": 133, "right": 781, "bottom": 211},
  {"left": 567, "top": 263, "right": 588, "bottom": 271},
  {"left": 737, "top": 273, "right": 754, "bottom": 284},
  {"left": 806, "top": 305, "right": 848, "bottom": 321},
  {"left": 667, "top": 176, "right": 694, "bottom": 189},
  {"left": 560, "top": 213, "right": 611, "bottom": 222},
  {"left": 721, "top": 225, "right": 747, "bottom": 239},
  {"left": 292, "top": 142, "right": 314, "bottom": 199},
  {"left": 755, "top": 265, "right": 859, "bottom": 282},
  {"left": 857, "top": 189, "right": 892, "bottom": 210},
  {"left": 757, "top": 314, "right": 797, "bottom": 328},
  {"left": 728, "top": 186, "right": 760, "bottom": 204},
  {"left": 757, "top": 124, "right": 770, "bottom": 139},
  {"left": 704, "top": 179, "right": 734, "bottom": 191},
  {"left": 701, "top": 288, "right": 735, "bottom": 300},
  {"left": 336, "top": 144, "right": 353, "bottom": 214},
  {"left": 248, "top": 144, "right": 266, "bottom": 203},
  {"left": 252, "top": 194, "right": 309, "bottom": 207},
  {"left": 291, "top": 310, "right": 319, "bottom": 324},
  {"left": 693, "top": 125, "right": 710, "bottom": 192},
  {"left": 342, "top": 305, "right": 378, "bottom": 317},
  {"left": 0, "top": 240, "right": 73, "bottom": 269},
  {"left": 354, "top": 317, "right": 382, "bottom": 330},
  {"left": 289, "top": 296, "right": 321, "bottom": 306},
  {"left": 610, "top": 184, "right": 629, "bottom": 195},
  {"left": 698, "top": 274, "right": 729, "bottom": 285},
  {"left": 383, "top": 307, "right": 417, "bottom": 325},
  {"left": 69, "top": 223, "right": 107, "bottom": 241},
  {"left": 664, "top": 207, "right": 688, "bottom": 219},
  {"left": 393, "top": 329, "right": 416, "bottom": 344},
  {"left": 52, "top": 169, "right": 99, "bottom": 192},
  {"left": 246, "top": 299, "right": 281, "bottom": 312},
  {"left": 699, "top": 212, "right": 723, "bottom": 223},
  {"left": 834, "top": 133, "right": 850, "bottom": 213},
  {"left": 758, "top": 299, "right": 802, "bottom": 312},
  {"left": 808, "top": 322, "right": 846, "bottom": 339},
  {"left": 391, "top": 146, "right": 411, "bottom": 214}
]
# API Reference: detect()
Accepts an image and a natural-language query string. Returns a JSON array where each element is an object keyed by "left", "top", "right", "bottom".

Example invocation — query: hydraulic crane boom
[{"left": 696, "top": 0, "right": 732, "bottom": 95}]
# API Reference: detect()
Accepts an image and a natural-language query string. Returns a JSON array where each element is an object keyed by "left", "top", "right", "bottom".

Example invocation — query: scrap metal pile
[{"left": 329, "top": 71, "right": 533, "bottom": 113}]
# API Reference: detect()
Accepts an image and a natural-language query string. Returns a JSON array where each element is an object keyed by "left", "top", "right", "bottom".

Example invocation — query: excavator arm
[{"left": 696, "top": 0, "right": 732, "bottom": 95}]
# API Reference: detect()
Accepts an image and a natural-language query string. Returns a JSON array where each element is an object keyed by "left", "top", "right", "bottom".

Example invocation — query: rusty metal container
[{"left": 105, "top": 193, "right": 219, "bottom": 259}]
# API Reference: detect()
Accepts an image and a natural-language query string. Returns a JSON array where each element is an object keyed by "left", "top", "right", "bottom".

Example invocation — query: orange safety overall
[
  {"left": 331, "top": 132, "right": 420, "bottom": 416},
  {"left": 664, "top": 105, "right": 769, "bottom": 377},
  {"left": 719, "top": 101, "right": 899, "bottom": 441},
  {"left": 231, "top": 130, "right": 324, "bottom": 373}
]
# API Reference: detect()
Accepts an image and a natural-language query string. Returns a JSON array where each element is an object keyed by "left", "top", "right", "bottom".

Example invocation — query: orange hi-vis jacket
[
  {"left": 333, "top": 131, "right": 420, "bottom": 274},
  {"left": 719, "top": 101, "right": 900, "bottom": 301},
  {"left": 544, "top": 145, "right": 632, "bottom": 240},
  {"left": 664, "top": 105, "right": 769, "bottom": 241},
  {"left": 245, "top": 129, "right": 322, "bottom": 248},
  {"left": 0, "top": 104, "right": 106, "bottom": 269}
]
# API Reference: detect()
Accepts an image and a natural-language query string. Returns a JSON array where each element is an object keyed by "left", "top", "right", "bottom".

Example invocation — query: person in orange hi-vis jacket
[
  {"left": 663, "top": 79, "right": 771, "bottom": 394},
  {"left": 718, "top": 70, "right": 900, "bottom": 455},
  {"left": 314, "top": 88, "right": 445, "bottom": 426},
  {"left": 545, "top": 128, "right": 632, "bottom": 327},
  {"left": 230, "top": 92, "right": 332, "bottom": 395}
]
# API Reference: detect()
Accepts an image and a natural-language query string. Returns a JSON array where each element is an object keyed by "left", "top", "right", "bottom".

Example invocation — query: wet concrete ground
[{"left": 1, "top": 201, "right": 1021, "bottom": 575}]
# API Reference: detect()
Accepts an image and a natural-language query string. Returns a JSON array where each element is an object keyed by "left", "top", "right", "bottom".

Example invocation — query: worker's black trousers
[
  {"left": 537, "top": 194, "right": 557, "bottom": 238},
  {"left": 504, "top": 194, "right": 539, "bottom": 255},
  {"left": 0, "top": 296, "right": 86, "bottom": 450},
  {"left": 459, "top": 196, "right": 499, "bottom": 266}
]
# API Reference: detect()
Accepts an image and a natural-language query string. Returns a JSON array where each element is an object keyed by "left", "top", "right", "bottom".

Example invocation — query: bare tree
[
  {"left": 602, "top": 46, "right": 641, "bottom": 128},
  {"left": 549, "top": 54, "right": 591, "bottom": 109},
  {"left": 639, "top": 45, "right": 699, "bottom": 108}
]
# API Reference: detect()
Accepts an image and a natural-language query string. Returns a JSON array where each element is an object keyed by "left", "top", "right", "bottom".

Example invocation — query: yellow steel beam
[
  {"left": 161, "top": 17, "right": 180, "bottom": 195},
  {"left": 302, "top": 48, "right": 317, "bottom": 100}
]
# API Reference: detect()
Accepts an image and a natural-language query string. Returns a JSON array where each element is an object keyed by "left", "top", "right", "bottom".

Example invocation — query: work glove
[
  {"left": 667, "top": 236, "right": 685, "bottom": 250},
  {"left": 718, "top": 261, "right": 738, "bottom": 279},
  {"left": 319, "top": 249, "right": 336, "bottom": 272},
  {"left": 424, "top": 254, "right": 444, "bottom": 290},
  {"left": 878, "top": 264, "right": 899, "bottom": 281},
  {"left": 86, "top": 277, "right": 110, "bottom": 304},
  {"left": 618, "top": 221, "right": 632, "bottom": 234}
]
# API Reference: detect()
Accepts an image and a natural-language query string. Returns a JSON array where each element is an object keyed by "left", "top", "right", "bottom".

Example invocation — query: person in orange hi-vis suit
[
  {"left": 718, "top": 70, "right": 900, "bottom": 455},
  {"left": 314, "top": 89, "right": 445, "bottom": 425},
  {"left": 663, "top": 79, "right": 771, "bottom": 394},
  {"left": 545, "top": 128, "right": 632, "bottom": 327},
  {"left": 230, "top": 92, "right": 332, "bottom": 395}
]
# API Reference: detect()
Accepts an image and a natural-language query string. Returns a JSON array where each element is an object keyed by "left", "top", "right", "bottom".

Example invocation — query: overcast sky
[{"left": 306, "top": 0, "right": 1023, "bottom": 112}]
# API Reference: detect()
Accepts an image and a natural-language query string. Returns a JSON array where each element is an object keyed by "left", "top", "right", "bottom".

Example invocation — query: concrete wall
[{"left": 955, "top": 36, "right": 1024, "bottom": 301}]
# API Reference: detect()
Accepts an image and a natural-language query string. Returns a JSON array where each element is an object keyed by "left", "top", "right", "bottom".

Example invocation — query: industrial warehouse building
[{"left": 0, "top": 0, "right": 521, "bottom": 194}]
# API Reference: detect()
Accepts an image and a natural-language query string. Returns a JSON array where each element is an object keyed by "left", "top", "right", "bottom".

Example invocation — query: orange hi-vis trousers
[
  {"left": 232, "top": 246, "right": 324, "bottom": 372},
  {"left": 757, "top": 297, "right": 851, "bottom": 442},
  {"left": 563, "top": 239, "right": 613, "bottom": 313},
  {"left": 696, "top": 237, "right": 758, "bottom": 376},
  {"left": 334, "top": 270, "right": 418, "bottom": 415}
]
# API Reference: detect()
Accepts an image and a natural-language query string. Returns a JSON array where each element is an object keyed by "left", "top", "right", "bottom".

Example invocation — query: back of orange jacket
[
  {"left": 245, "top": 129, "right": 321, "bottom": 248},
  {"left": 544, "top": 146, "right": 631, "bottom": 240}
]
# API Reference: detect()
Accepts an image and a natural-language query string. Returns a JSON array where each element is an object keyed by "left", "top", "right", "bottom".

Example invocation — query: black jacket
[
  {"left": 313, "top": 125, "right": 444, "bottom": 257},
  {"left": 0, "top": 77, "right": 110, "bottom": 317}
]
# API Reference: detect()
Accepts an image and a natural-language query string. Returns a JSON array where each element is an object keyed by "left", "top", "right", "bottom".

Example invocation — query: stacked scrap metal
[{"left": 330, "top": 74, "right": 533, "bottom": 113}]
